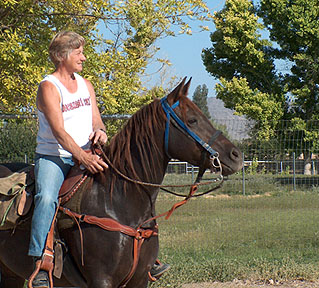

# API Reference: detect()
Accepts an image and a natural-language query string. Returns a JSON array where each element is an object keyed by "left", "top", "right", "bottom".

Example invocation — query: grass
[
  {"left": 24, "top": 172, "right": 319, "bottom": 287},
  {"left": 150, "top": 173, "right": 319, "bottom": 287}
]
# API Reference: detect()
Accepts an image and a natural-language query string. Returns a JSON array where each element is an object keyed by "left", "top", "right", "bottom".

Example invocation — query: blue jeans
[{"left": 28, "top": 154, "right": 73, "bottom": 257}]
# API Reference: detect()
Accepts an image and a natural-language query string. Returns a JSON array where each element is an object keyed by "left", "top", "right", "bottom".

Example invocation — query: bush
[{"left": 0, "top": 119, "right": 37, "bottom": 163}]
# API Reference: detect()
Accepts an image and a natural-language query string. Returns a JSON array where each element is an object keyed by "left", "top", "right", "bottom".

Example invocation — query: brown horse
[{"left": 0, "top": 78, "right": 242, "bottom": 288}]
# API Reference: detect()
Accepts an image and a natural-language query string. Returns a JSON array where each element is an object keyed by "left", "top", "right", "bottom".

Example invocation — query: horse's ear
[
  {"left": 182, "top": 77, "right": 192, "bottom": 96},
  {"left": 166, "top": 77, "right": 187, "bottom": 105}
]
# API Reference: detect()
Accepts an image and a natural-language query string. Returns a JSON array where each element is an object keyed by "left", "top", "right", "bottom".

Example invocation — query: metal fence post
[
  {"left": 242, "top": 152, "right": 245, "bottom": 196},
  {"left": 191, "top": 165, "right": 195, "bottom": 183},
  {"left": 292, "top": 152, "right": 296, "bottom": 191}
]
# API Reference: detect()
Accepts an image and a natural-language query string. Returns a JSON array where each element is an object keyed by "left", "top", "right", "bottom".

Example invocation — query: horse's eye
[{"left": 188, "top": 118, "right": 197, "bottom": 126}]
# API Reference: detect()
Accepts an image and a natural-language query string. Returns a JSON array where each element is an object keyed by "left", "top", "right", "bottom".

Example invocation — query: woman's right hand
[{"left": 79, "top": 151, "right": 108, "bottom": 174}]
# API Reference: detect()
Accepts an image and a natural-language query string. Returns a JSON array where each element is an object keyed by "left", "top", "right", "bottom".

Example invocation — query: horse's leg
[
  {"left": 0, "top": 263, "right": 26, "bottom": 288},
  {"left": 125, "top": 236, "right": 159, "bottom": 288},
  {"left": 125, "top": 274, "right": 149, "bottom": 288},
  {"left": 124, "top": 257, "right": 154, "bottom": 288}
]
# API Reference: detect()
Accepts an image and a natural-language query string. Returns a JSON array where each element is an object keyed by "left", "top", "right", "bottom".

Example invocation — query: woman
[
  {"left": 29, "top": 31, "right": 169, "bottom": 288},
  {"left": 29, "top": 31, "right": 108, "bottom": 287}
]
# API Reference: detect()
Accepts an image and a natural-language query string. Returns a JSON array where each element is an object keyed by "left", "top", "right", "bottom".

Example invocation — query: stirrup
[
  {"left": 29, "top": 200, "right": 60, "bottom": 287},
  {"left": 28, "top": 253, "right": 54, "bottom": 288},
  {"left": 148, "top": 260, "right": 171, "bottom": 281},
  {"left": 30, "top": 270, "right": 49, "bottom": 288}
]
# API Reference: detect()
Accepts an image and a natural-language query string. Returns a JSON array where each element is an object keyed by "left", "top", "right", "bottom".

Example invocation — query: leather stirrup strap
[
  {"left": 119, "top": 237, "right": 145, "bottom": 288},
  {"left": 28, "top": 203, "right": 60, "bottom": 288},
  {"left": 195, "top": 130, "right": 222, "bottom": 183}
]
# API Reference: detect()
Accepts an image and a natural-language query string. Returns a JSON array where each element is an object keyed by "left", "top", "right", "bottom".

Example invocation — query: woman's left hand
[{"left": 89, "top": 129, "right": 108, "bottom": 145}]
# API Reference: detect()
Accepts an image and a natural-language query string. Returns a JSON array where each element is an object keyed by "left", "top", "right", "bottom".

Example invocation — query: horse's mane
[{"left": 105, "top": 99, "right": 167, "bottom": 190}]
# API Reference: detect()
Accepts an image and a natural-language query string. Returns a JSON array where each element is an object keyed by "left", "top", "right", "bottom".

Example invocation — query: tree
[
  {"left": 202, "top": 0, "right": 319, "bottom": 166},
  {"left": 202, "top": 0, "right": 284, "bottom": 140},
  {"left": 192, "top": 84, "right": 211, "bottom": 119},
  {"left": 0, "top": 0, "right": 213, "bottom": 118}
]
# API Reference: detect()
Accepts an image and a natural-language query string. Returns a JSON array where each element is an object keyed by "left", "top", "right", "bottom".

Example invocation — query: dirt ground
[{"left": 182, "top": 280, "right": 319, "bottom": 288}]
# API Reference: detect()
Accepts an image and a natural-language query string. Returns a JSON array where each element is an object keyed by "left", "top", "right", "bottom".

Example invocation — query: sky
[
  {"left": 97, "top": 1, "right": 226, "bottom": 98},
  {"left": 145, "top": 0, "right": 226, "bottom": 98}
]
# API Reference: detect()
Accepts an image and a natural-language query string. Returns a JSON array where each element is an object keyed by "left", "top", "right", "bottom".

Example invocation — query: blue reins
[{"left": 161, "top": 96, "right": 220, "bottom": 159}]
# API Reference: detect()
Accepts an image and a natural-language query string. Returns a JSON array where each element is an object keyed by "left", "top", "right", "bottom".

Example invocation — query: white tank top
[{"left": 36, "top": 73, "right": 93, "bottom": 157}]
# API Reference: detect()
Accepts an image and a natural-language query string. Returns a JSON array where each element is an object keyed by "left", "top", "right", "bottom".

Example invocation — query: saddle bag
[{"left": 0, "top": 166, "right": 34, "bottom": 230}]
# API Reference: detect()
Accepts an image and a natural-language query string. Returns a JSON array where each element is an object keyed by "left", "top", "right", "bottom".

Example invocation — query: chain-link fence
[
  {"left": 1, "top": 116, "right": 319, "bottom": 192},
  {"left": 168, "top": 118, "right": 319, "bottom": 193}
]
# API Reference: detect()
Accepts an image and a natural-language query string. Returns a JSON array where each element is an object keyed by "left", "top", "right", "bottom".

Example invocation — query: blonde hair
[{"left": 49, "top": 31, "right": 85, "bottom": 68}]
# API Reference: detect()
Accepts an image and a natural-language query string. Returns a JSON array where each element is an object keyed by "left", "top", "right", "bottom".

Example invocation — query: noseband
[{"left": 161, "top": 97, "right": 222, "bottom": 182}]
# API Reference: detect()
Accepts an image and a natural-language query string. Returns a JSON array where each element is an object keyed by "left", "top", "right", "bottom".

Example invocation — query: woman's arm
[
  {"left": 85, "top": 79, "right": 108, "bottom": 145},
  {"left": 37, "top": 81, "right": 107, "bottom": 173}
]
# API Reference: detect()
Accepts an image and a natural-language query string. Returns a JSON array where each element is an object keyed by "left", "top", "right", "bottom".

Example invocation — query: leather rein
[{"left": 59, "top": 97, "right": 224, "bottom": 287}]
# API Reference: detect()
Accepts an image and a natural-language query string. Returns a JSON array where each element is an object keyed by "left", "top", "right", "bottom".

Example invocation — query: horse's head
[{"left": 162, "top": 77, "right": 242, "bottom": 176}]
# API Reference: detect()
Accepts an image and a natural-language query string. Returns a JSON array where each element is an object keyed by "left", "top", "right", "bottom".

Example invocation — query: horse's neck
[
  {"left": 103, "top": 147, "right": 168, "bottom": 226},
  {"left": 131, "top": 151, "right": 168, "bottom": 184},
  {"left": 122, "top": 127, "right": 168, "bottom": 185},
  {"left": 98, "top": 108, "right": 169, "bottom": 225},
  {"left": 118, "top": 150, "right": 168, "bottom": 223}
]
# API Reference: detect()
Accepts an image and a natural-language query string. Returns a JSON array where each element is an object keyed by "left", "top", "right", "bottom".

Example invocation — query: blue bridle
[{"left": 161, "top": 96, "right": 220, "bottom": 159}]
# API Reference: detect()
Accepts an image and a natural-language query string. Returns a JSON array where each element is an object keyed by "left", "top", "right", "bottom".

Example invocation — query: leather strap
[
  {"left": 28, "top": 202, "right": 59, "bottom": 288},
  {"left": 59, "top": 207, "right": 158, "bottom": 287},
  {"left": 59, "top": 184, "right": 198, "bottom": 287},
  {"left": 195, "top": 130, "right": 222, "bottom": 183}
]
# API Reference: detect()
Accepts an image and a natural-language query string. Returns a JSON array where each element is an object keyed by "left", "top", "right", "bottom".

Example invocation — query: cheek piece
[{"left": 161, "top": 96, "right": 222, "bottom": 183}]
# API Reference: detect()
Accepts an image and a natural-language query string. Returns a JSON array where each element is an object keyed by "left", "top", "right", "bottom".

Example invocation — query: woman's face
[{"left": 63, "top": 46, "right": 86, "bottom": 73}]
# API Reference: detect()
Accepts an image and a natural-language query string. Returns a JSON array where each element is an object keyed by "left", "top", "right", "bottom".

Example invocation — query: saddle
[
  {"left": 0, "top": 166, "right": 34, "bottom": 229},
  {"left": 0, "top": 163, "right": 87, "bottom": 230},
  {"left": 0, "top": 162, "right": 89, "bottom": 287}
]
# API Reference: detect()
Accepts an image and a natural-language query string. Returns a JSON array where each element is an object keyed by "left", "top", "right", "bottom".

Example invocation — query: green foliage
[
  {"left": 202, "top": 0, "right": 319, "bottom": 150},
  {"left": 246, "top": 157, "right": 259, "bottom": 175},
  {"left": 192, "top": 84, "right": 211, "bottom": 119},
  {"left": 0, "top": 0, "right": 213, "bottom": 121},
  {"left": 202, "top": 0, "right": 284, "bottom": 141},
  {"left": 259, "top": 0, "right": 319, "bottom": 124},
  {"left": 0, "top": 119, "right": 37, "bottom": 163}
]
